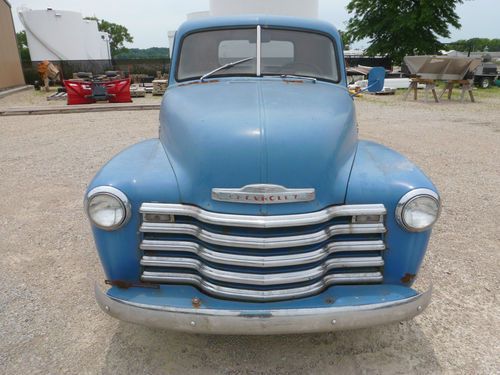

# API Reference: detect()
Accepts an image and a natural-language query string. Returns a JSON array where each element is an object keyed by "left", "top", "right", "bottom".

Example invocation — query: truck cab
[{"left": 86, "top": 16, "right": 440, "bottom": 334}]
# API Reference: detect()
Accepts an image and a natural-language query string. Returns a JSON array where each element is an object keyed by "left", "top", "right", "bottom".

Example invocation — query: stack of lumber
[
  {"left": 152, "top": 79, "right": 168, "bottom": 96},
  {"left": 130, "top": 84, "right": 146, "bottom": 97}
]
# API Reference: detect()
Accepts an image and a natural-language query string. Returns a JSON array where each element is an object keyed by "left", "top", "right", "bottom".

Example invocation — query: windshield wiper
[
  {"left": 200, "top": 57, "right": 254, "bottom": 82},
  {"left": 279, "top": 74, "right": 317, "bottom": 83}
]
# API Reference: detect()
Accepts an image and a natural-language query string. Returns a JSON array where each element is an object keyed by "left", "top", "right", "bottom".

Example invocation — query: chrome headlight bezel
[
  {"left": 395, "top": 189, "right": 441, "bottom": 232},
  {"left": 85, "top": 186, "right": 131, "bottom": 231}
]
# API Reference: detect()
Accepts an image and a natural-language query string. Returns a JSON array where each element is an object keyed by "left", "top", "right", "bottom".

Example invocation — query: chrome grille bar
[
  {"left": 140, "top": 222, "right": 386, "bottom": 249},
  {"left": 140, "top": 272, "right": 383, "bottom": 301},
  {"left": 139, "top": 203, "right": 386, "bottom": 301},
  {"left": 140, "top": 256, "right": 384, "bottom": 285},
  {"left": 140, "top": 203, "right": 386, "bottom": 228},
  {"left": 140, "top": 239, "right": 385, "bottom": 268}
]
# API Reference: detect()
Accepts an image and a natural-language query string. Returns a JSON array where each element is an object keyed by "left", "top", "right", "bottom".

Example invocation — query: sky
[{"left": 9, "top": 0, "right": 500, "bottom": 49}]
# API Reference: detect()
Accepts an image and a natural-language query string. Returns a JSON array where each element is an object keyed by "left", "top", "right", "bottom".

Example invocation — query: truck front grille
[{"left": 139, "top": 203, "right": 387, "bottom": 302}]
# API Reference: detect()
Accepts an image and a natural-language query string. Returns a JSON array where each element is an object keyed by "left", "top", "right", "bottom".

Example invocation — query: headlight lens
[
  {"left": 85, "top": 187, "right": 130, "bottom": 230},
  {"left": 396, "top": 189, "right": 440, "bottom": 232}
]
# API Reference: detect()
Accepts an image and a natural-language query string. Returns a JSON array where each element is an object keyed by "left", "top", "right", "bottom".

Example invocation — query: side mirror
[
  {"left": 367, "top": 67, "right": 385, "bottom": 92},
  {"left": 350, "top": 66, "right": 386, "bottom": 97}
]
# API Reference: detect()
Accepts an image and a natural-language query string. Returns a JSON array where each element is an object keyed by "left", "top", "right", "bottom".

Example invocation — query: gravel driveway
[{"left": 0, "top": 91, "right": 498, "bottom": 374}]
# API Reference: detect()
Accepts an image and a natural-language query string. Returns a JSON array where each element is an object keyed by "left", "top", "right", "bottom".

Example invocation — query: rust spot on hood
[
  {"left": 283, "top": 80, "right": 304, "bottom": 84},
  {"left": 178, "top": 80, "right": 220, "bottom": 87}
]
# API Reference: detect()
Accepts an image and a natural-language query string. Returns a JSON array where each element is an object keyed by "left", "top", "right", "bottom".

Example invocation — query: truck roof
[{"left": 175, "top": 15, "right": 341, "bottom": 42}]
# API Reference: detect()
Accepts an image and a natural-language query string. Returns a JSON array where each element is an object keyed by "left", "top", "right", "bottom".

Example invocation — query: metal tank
[
  {"left": 18, "top": 7, "right": 111, "bottom": 74},
  {"left": 209, "top": 0, "right": 319, "bottom": 18},
  {"left": 168, "top": 1, "right": 319, "bottom": 57}
]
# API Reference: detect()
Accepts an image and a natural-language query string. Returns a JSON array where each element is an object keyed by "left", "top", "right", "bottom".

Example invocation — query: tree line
[
  {"left": 446, "top": 38, "right": 500, "bottom": 53},
  {"left": 113, "top": 48, "right": 169, "bottom": 60}
]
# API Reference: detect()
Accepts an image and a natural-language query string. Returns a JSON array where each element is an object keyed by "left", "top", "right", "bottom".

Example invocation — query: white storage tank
[
  {"left": 187, "top": 11, "right": 211, "bottom": 20},
  {"left": 18, "top": 8, "right": 111, "bottom": 61},
  {"left": 209, "top": 0, "right": 319, "bottom": 18},
  {"left": 168, "top": 0, "right": 319, "bottom": 56},
  {"left": 83, "top": 19, "right": 104, "bottom": 60}
]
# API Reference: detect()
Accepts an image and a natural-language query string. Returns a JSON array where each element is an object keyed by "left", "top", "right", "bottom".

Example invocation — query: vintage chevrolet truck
[{"left": 85, "top": 16, "right": 441, "bottom": 334}]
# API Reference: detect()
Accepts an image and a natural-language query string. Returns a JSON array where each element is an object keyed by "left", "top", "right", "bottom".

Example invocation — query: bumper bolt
[
  {"left": 417, "top": 305, "right": 422, "bottom": 311},
  {"left": 192, "top": 297, "right": 201, "bottom": 308},
  {"left": 105, "top": 305, "right": 110, "bottom": 312}
]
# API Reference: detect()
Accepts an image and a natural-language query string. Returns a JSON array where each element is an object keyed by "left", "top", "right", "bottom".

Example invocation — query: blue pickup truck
[{"left": 85, "top": 15, "right": 440, "bottom": 334}]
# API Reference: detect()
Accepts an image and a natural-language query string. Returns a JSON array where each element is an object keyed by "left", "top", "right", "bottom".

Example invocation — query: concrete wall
[{"left": 0, "top": 0, "right": 25, "bottom": 89}]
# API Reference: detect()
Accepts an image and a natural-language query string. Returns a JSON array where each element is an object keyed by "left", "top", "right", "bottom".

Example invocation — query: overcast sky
[{"left": 9, "top": 0, "right": 500, "bottom": 49}]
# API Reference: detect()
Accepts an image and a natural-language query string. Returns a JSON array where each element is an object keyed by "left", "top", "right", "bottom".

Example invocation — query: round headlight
[
  {"left": 85, "top": 186, "right": 131, "bottom": 230},
  {"left": 396, "top": 189, "right": 440, "bottom": 232}
]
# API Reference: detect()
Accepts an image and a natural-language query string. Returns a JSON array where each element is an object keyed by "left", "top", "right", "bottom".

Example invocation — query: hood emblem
[{"left": 212, "top": 184, "right": 315, "bottom": 204}]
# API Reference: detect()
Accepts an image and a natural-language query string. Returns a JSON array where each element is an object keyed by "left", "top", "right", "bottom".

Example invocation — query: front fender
[
  {"left": 345, "top": 140, "right": 439, "bottom": 285},
  {"left": 86, "top": 139, "right": 179, "bottom": 282}
]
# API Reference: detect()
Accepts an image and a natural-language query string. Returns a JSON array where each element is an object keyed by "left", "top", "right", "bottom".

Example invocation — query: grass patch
[{"left": 472, "top": 85, "right": 500, "bottom": 99}]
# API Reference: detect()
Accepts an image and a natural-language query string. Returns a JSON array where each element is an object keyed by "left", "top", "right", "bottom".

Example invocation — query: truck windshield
[{"left": 176, "top": 27, "right": 339, "bottom": 82}]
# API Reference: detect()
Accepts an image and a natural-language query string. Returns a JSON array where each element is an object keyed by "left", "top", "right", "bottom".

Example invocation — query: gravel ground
[{"left": 0, "top": 90, "right": 499, "bottom": 374}]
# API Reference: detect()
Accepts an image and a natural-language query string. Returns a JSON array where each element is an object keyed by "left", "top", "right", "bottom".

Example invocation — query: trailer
[{"left": 473, "top": 61, "right": 499, "bottom": 89}]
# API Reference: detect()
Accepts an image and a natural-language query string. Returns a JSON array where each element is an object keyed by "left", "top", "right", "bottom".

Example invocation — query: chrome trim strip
[
  {"left": 140, "top": 256, "right": 384, "bottom": 285},
  {"left": 140, "top": 272, "right": 383, "bottom": 301},
  {"left": 212, "top": 184, "right": 316, "bottom": 204},
  {"left": 256, "top": 25, "right": 261, "bottom": 76},
  {"left": 140, "top": 240, "right": 386, "bottom": 267},
  {"left": 95, "top": 283, "right": 432, "bottom": 334},
  {"left": 140, "top": 222, "right": 385, "bottom": 249},
  {"left": 140, "top": 203, "right": 386, "bottom": 228}
]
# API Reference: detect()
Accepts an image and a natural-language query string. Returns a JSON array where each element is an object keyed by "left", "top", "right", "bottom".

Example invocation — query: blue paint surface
[
  {"left": 86, "top": 16, "right": 439, "bottom": 308},
  {"left": 346, "top": 141, "right": 438, "bottom": 285},
  {"left": 160, "top": 79, "right": 357, "bottom": 214}
]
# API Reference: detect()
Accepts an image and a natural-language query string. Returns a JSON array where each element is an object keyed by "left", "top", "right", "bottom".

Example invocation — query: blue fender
[
  {"left": 345, "top": 140, "right": 439, "bottom": 285},
  {"left": 87, "top": 139, "right": 179, "bottom": 281}
]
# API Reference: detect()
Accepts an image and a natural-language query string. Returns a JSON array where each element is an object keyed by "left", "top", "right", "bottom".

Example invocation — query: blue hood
[{"left": 159, "top": 79, "right": 357, "bottom": 214}]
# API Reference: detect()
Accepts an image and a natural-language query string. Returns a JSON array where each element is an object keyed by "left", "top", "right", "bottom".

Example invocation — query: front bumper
[{"left": 95, "top": 283, "right": 431, "bottom": 335}]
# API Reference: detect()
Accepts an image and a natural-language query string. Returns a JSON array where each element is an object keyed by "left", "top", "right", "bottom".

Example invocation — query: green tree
[
  {"left": 16, "top": 30, "right": 31, "bottom": 62},
  {"left": 114, "top": 47, "right": 170, "bottom": 60},
  {"left": 346, "top": 0, "right": 463, "bottom": 64},
  {"left": 84, "top": 17, "right": 133, "bottom": 56}
]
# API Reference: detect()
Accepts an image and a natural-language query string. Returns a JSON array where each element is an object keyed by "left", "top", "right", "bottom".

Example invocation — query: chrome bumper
[{"left": 95, "top": 284, "right": 432, "bottom": 335}]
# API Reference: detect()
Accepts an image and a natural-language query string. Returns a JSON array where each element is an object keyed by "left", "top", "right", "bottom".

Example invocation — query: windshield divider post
[{"left": 256, "top": 25, "right": 261, "bottom": 76}]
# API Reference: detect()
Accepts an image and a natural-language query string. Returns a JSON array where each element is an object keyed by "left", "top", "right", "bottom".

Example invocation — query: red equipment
[{"left": 64, "top": 78, "right": 132, "bottom": 105}]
